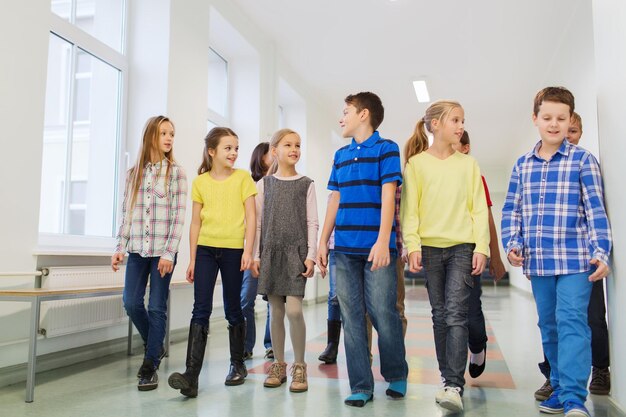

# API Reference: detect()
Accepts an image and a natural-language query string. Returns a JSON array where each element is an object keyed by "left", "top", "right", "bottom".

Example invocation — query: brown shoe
[
  {"left": 589, "top": 367, "right": 610, "bottom": 395},
  {"left": 264, "top": 362, "right": 287, "bottom": 388},
  {"left": 289, "top": 363, "right": 308, "bottom": 392},
  {"left": 534, "top": 379, "right": 553, "bottom": 401}
]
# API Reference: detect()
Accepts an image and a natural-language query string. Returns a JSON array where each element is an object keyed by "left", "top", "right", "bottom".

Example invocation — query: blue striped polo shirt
[{"left": 328, "top": 131, "right": 403, "bottom": 255}]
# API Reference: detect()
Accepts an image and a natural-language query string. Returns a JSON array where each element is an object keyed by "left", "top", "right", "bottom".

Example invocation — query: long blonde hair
[
  {"left": 404, "top": 100, "right": 462, "bottom": 165},
  {"left": 129, "top": 115, "right": 175, "bottom": 211},
  {"left": 267, "top": 128, "right": 300, "bottom": 175}
]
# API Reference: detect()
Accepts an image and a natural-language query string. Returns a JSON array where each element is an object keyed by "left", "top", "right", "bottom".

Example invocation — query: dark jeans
[
  {"left": 422, "top": 244, "right": 474, "bottom": 391},
  {"left": 123, "top": 253, "right": 175, "bottom": 364},
  {"left": 538, "top": 279, "right": 610, "bottom": 378},
  {"left": 240, "top": 269, "right": 272, "bottom": 352},
  {"left": 191, "top": 246, "right": 244, "bottom": 327},
  {"left": 468, "top": 274, "right": 488, "bottom": 354},
  {"left": 327, "top": 250, "right": 341, "bottom": 321}
]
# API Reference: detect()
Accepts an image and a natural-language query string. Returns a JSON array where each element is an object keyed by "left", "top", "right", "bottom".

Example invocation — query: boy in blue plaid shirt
[{"left": 501, "top": 87, "right": 612, "bottom": 417}]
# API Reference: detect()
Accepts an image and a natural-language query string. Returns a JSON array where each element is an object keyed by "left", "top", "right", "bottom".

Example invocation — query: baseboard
[
  {"left": 0, "top": 327, "right": 189, "bottom": 389},
  {"left": 608, "top": 397, "right": 626, "bottom": 417}
]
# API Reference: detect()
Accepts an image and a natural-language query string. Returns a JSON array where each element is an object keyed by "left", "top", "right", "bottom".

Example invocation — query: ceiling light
[{"left": 413, "top": 80, "right": 430, "bottom": 103}]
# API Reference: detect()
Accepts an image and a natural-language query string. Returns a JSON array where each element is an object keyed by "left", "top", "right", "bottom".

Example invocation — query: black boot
[
  {"left": 225, "top": 322, "right": 247, "bottom": 385},
  {"left": 318, "top": 320, "right": 342, "bottom": 364},
  {"left": 168, "top": 322, "right": 208, "bottom": 398}
]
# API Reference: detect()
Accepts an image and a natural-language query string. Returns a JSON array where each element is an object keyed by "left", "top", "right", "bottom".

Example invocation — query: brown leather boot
[
  {"left": 289, "top": 363, "right": 308, "bottom": 393},
  {"left": 264, "top": 361, "right": 287, "bottom": 387}
]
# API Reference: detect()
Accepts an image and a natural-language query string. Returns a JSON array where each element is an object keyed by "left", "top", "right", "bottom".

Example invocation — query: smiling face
[
  {"left": 209, "top": 135, "right": 239, "bottom": 169},
  {"left": 158, "top": 121, "right": 175, "bottom": 154},
  {"left": 533, "top": 100, "right": 571, "bottom": 147},
  {"left": 272, "top": 132, "right": 301, "bottom": 167},
  {"left": 339, "top": 104, "right": 365, "bottom": 138}
]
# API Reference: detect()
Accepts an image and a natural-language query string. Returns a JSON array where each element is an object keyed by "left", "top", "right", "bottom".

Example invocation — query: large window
[
  {"left": 39, "top": 2, "right": 126, "bottom": 243},
  {"left": 207, "top": 47, "right": 229, "bottom": 127}
]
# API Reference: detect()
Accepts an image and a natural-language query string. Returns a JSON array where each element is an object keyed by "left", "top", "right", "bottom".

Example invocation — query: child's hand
[
  {"left": 408, "top": 251, "right": 422, "bottom": 273},
  {"left": 317, "top": 245, "right": 328, "bottom": 278},
  {"left": 158, "top": 258, "right": 174, "bottom": 278},
  {"left": 186, "top": 264, "right": 195, "bottom": 283},
  {"left": 507, "top": 248, "right": 524, "bottom": 267},
  {"left": 471, "top": 253, "right": 487, "bottom": 276},
  {"left": 251, "top": 261, "right": 260, "bottom": 278},
  {"left": 302, "top": 259, "right": 315, "bottom": 278},
  {"left": 489, "top": 256, "right": 507, "bottom": 282},
  {"left": 589, "top": 258, "right": 610, "bottom": 281},
  {"left": 241, "top": 252, "right": 253, "bottom": 271},
  {"left": 401, "top": 248, "right": 409, "bottom": 264},
  {"left": 368, "top": 240, "right": 390, "bottom": 271},
  {"left": 111, "top": 252, "right": 124, "bottom": 272}
]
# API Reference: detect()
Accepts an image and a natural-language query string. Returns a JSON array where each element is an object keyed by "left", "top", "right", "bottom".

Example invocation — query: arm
[
  {"left": 112, "top": 170, "right": 132, "bottom": 272},
  {"left": 487, "top": 207, "right": 506, "bottom": 281},
  {"left": 186, "top": 202, "right": 203, "bottom": 283},
  {"left": 302, "top": 182, "right": 319, "bottom": 278},
  {"left": 317, "top": 190, "right": 339, "bottom": 277},
  {"left": 242, "top": 195, "right": 256, "bottom": 271},
  {"left": 158, "top": 167, "right": 188, "bottom": 277},
  {"left": 400, "top": 160, "right": 422, "bottom": 272},
  {"left": 501, "top": 163, "right": 524, "bottom": 267},
  {"left": 369, "top": 181, "right": 396, "bottom": 271},
  {"left": 470, "top": 162, "right": 489, "bottom": 275},
  {"left": 580, "top": 154, "right": 612, "bottom": 281},
  {"left": 251, "top": 180, "right": 263, "bottom": 277}
]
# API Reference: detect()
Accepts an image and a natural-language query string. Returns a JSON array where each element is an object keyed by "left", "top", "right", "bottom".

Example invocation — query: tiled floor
[{"left": 0, "top": 282, "right": 616, "bottom": 416}]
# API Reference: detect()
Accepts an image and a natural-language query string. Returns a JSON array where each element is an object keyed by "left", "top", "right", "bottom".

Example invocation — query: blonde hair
[
  {"left": 404, "top": 100, "right": 462, "bottom": 164},
  {"left": 267, "top": 128, "right": 300, "bottom": 175},
  {"left": 129, "top": 116, "right": 175, "bottom": 211}
]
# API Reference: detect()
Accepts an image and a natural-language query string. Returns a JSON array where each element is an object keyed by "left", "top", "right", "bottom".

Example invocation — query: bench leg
[{"left": 25, "top": 297, "right": 41, "bottom": 403}]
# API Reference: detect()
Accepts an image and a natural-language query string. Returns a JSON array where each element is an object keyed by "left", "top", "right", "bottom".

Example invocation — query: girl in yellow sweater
[
  {"left": 400, "top": 100, "right": 489, "bottom": 413},
  {"left": 168, "top": 127, "right": 256, "bottom": 397}
]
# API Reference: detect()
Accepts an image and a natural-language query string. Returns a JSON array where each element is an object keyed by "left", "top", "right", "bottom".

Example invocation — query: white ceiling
[{"left": 231, "top": 0, "right": 593, "bottom": 169}]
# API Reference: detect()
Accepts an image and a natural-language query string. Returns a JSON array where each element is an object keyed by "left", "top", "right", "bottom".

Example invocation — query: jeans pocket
[{"left": 463, "top": 273, "right": 475, "bottom": 289}]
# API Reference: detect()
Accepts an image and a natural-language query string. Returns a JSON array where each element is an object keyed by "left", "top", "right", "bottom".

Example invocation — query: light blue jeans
[
  {"left": 335, "top": 252, "right": 408, "bottom": 395},
  {"left": 531, "top": 272, "right": 593, "bottom": 404}
]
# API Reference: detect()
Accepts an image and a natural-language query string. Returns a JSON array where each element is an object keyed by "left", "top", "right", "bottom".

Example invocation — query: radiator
[{"left": 39, "top": 266, "right": 128, "bottom": 337}]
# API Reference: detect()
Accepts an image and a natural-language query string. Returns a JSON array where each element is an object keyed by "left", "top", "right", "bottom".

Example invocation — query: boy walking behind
[
  {"left": 317, "top": 92, "right": 408, "bottom": 407},
  {"left": 502, "top": 87, "right": 612, "bottom": 417}
]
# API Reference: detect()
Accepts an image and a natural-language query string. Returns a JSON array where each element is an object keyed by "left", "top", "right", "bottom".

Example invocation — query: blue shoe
[
  {"left": 538, "top": 391, "right": 564, "bottom": 414},
  {"left": 564, "top": 400, "right": 590, "bottom": 417},
  {"left": 344, "top": 393, "right": 373, "bottom": 407},
  {"left": 386, "top": 380, "right": 407, "bottom": 398}
]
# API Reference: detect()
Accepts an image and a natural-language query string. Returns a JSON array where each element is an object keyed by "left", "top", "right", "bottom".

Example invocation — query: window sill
[{"left": 36, "top": 234, "right": 116, "bottom": 257}]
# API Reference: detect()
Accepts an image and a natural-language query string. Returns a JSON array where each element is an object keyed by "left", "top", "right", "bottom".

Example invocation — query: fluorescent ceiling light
[{"left": 413, "top": 80, "right": 430, "bottom": 103}]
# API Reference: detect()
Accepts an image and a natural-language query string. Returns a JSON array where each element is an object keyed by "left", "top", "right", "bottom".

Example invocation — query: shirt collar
[
  {"left": 145, "top": 159, "right": 169, "bottom": 169},
  {"left": 349, "top": 131, "right": 380, "bottom": 150},
  {"left": 531, "top": 139, "right": 570, "bottom": 161}
]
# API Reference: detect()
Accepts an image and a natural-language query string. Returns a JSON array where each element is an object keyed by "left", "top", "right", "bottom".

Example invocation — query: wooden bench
[{"left": 0, "top": 281, "right": 190, "bottom": 403}]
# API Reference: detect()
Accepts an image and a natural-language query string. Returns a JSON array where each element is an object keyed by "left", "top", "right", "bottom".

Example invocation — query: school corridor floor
[{"left": 0, "top": 283, "right": 616, "bottom": 416}]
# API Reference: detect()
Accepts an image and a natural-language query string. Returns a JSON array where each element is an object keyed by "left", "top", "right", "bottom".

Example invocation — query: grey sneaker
[
  {"left": 138, "top": 359, "right": 158, "bottom": 391},
  {"left": 534, "top": 379, "right": 553, "bottom": 401},
  {"left": 264, "top": 348, "right": 274, "bottom": 360},
  {"left": 438, "top": 386, "right": 463, "bottom": 412}
]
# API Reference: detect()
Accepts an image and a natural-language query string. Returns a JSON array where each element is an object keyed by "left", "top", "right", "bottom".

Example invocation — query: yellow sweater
[
  {"left": 191, "top": 169, "right": 257, "bottom": 249},
  {"left": 400, "top": 151, "right": 490, "bottom": 256}
]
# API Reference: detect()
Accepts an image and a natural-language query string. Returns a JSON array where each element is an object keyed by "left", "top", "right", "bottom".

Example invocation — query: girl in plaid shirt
[{"left": 111, "top": 115, "right": 188, "bottom": 391}]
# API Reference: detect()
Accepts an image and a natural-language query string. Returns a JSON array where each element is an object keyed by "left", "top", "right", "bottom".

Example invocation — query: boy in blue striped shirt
[
  {"left": 502, "top": 87, "right": 612, "bottom": 417},
  {"left": 317, "top": 92, "right": 408, "bottom": 407}
]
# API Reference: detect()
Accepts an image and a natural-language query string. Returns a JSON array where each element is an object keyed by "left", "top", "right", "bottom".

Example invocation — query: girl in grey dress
[{"left": 252, "top": 129, "right": 318, "bottom": 393}]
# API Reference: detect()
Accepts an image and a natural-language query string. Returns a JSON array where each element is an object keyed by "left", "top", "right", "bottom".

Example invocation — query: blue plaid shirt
[{"left": 501, "top": 140, "right": 611, "bottom": 276}]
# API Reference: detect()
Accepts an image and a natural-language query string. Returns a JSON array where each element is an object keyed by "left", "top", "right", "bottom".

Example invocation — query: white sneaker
[
  {"left": 435, "top": 387, "right": 446, "bottom": 403},
  {"left": 438, "top": 386, "right": 463, "bottom": 412}
]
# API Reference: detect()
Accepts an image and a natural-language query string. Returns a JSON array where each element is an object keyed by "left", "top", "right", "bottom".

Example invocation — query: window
[
  {"left": 39, "top": 2, "right": 126, "bottom": 244},
  {"left": 207, "top": 47, "right": 229, "bottom": 126}
]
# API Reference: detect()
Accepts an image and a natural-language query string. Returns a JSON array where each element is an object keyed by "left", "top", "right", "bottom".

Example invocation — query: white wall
[{"left": 592, "top": 0, "right": 626, "bottom": 412}]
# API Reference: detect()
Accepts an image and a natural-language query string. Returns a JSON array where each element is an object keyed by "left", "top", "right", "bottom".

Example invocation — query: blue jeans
[
  {"left": 422, "top": 244, "right": 474, "bottom": 391},
  {"left": 191, "top": 246, "right": 244, "bottom": 327},
  {"left": 123, "top": 253, "right": 175, "bottom": 365},
  {"left": 335, "top": 252, "right": 408, "bottom": 395},
  {"left": 468, "top": 274, "right": 488, "bottom": 354},
  {"left": 531, "top": 272, "right": 593, "bottom": 404},
  {"left": 327, "top": 250, "right": 341, "bottom": 321},
  {"left": 241, "top": 269, "right": 258, "bottom": 352}
]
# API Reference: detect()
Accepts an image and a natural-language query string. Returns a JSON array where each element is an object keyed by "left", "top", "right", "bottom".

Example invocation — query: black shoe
[
  {"left": 168, "top": 322, "right": 208, "bottom": 398},
  {"left": 243, "top": 351, "right": 253, "bottom": 361},
  {"left": 589, "top": 367, "right": 610, "bottom": 395},
  {"left": 137, "top": 345, "right": 167, "bottom": 378},
  {"left": 318, "top": 320, "right": 342, "bottom": 364},
  {"left": 468, "top": 347, "right": 486, "bottom": 378},
  {"left": 264, "top": 348, "right": 274, "bottom": 360},
  {"left": 138, "top": 359, "right": 158, "bottom": 391},
  {"left": 534, "top": 379, "right": 553, "bottom": 401},
  {"left": 225, "top": 323, "right": 247, "bottom": 385}
]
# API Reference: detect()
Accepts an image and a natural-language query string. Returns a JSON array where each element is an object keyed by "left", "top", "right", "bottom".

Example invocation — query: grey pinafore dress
[{"left": 257, "top": 175, "right": 312, "bottom": 297}]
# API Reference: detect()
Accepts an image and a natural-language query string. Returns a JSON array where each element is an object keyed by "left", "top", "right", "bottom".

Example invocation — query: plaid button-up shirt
[
  {"left": 501, "top": 140, "right": 611, "bottom": 276},
  {"left": 115, "top": 160, "right": 187, "bottom": 262}
]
